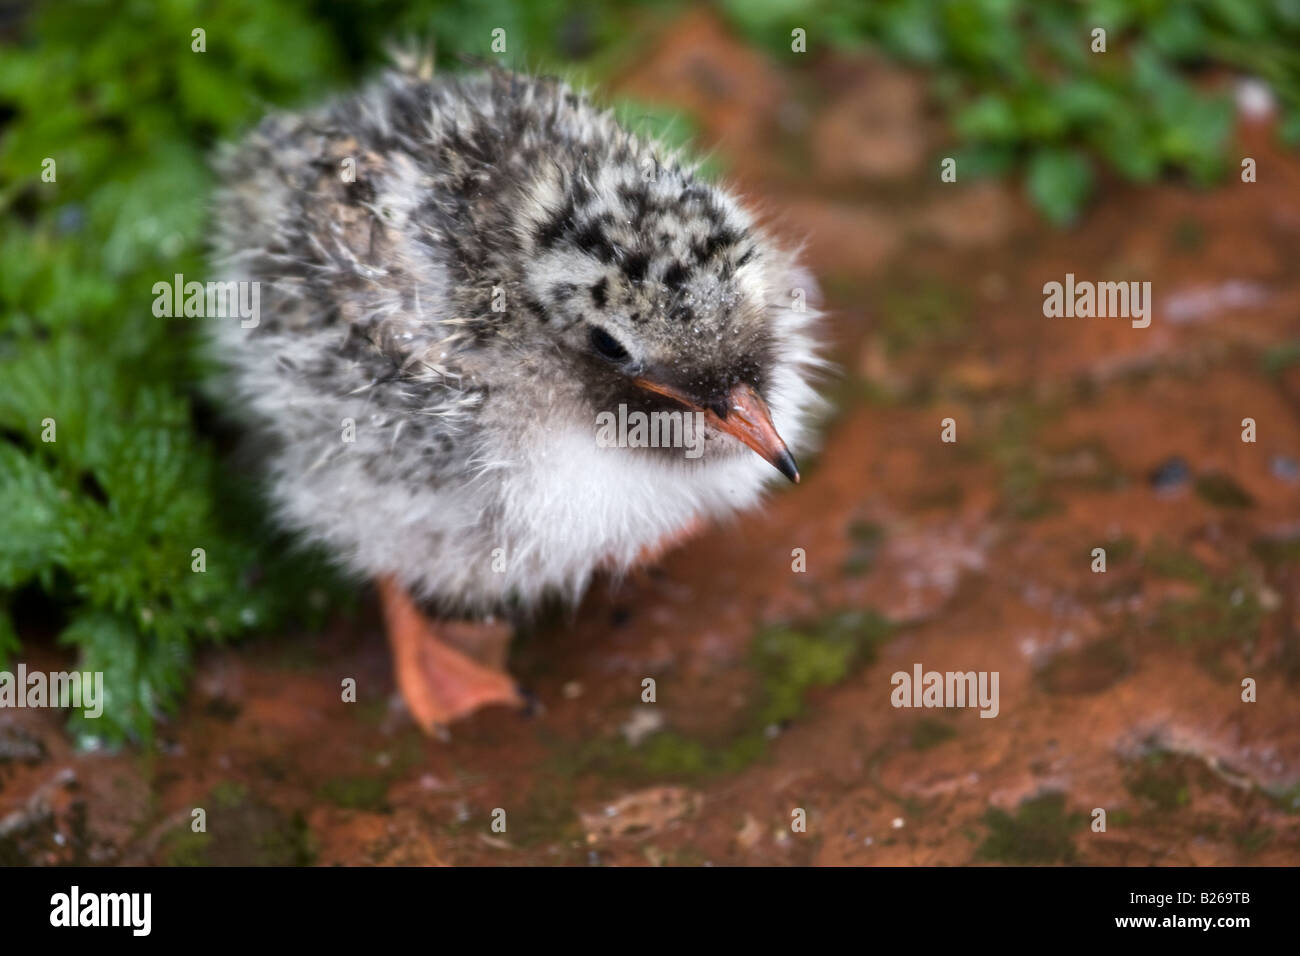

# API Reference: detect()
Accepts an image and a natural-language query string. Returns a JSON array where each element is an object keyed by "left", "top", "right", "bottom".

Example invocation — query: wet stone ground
[{"left": 3, "top": 12, "right": 1299, "bottom": 866}]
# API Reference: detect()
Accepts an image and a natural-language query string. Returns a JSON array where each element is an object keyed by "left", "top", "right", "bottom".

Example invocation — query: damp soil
[{"left": 3, "top": 11, "right": 1299, "bottom": 866}]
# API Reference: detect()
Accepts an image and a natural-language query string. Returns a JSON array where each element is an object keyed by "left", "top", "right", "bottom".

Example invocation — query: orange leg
[{"left": 377, "top": 576, "right": 522, "bottom": 734}]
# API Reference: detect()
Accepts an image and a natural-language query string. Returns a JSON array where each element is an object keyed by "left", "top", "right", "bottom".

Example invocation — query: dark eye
[{"left": 589, "top": 326, "right": 630, "bottom": 363}]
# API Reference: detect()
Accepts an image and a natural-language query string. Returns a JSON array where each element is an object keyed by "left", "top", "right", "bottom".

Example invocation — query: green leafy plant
[
  {"left": 723, "top": 0, "right": 1300, "bottom": 223},
  {"left": 0, "top": 0, "right": 347, "bottom": 742}
]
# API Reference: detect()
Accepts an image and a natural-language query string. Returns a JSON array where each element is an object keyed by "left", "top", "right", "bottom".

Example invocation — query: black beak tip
[{"left": 775, "top": 448, "right": 800, "bottom": 484}]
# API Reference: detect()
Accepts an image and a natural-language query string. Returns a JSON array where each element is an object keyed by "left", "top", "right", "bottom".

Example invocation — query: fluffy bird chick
[{"left": 211, "top": 66, "right": 824, "bottom": 732}]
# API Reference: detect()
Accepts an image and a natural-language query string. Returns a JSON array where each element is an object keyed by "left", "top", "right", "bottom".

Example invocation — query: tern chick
[{"left": 211, "top": 64, "right": 824, "bottom": 731}]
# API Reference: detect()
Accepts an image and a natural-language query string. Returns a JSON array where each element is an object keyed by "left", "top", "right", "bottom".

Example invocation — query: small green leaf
[{"left": 1025, "top": 148, "right": 1094, "bottom": 226}]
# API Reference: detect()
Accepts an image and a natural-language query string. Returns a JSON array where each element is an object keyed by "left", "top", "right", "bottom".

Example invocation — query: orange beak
[{"left": 633, "top": 378, "right": 800, "bottom": 483}]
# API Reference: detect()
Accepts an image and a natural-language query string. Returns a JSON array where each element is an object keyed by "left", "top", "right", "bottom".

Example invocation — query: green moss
[
  {"left": 160, "top": 783, "right": 316, "bottom": 866},
  {"left": 671, "top": 845, "right": 709, "bottom": 866},
  {"left": 211, "top": 780, "right": 250, "bottom": 809},
  {"left": 984, "top": 400, "right": 1064, "bottom": 521},
  {"left": 1124, "top": 745, "right": 1297, "bottom": 827},
  {"left": 1262, "top": 340, "right": 1300, "bottom": 378},
  {"left": 160, "top": 827, "right": 213, "bottom": 867},
  {"left": 1170, "top": 218, "right": 1205, "bottom": 252},
  {"left": 822, "top": 372, "right": 897, "bottom": 419},
  {"left": 752, "top": 611, "right": 893, "bottom": 726},
  {"left": 910, "top": 717, "right": 958, "bottom": 751},
  {"left": 841, "top": 521, "right": 885, "bottom": 576},
  {"left": 1143, "top": 545, "right": 1267, "bottom": 670},
  {"left": 559, "top": 610, "right": 893, "bottom": 784},
  {"left": 1194, "top": 473, "right": 1254, "bottom": 509},
  {"left": 1144, "top": 543, "right": 1209, "bottom": 584},
  {"left": 1104, "top": 535, "right": 1138, "bottom": 564},
  {"left": 1125, "top": 750, "right": 1192, "bottom": 812},
  {"left": 507, "top": 779, "right": 584, "bottom": 852},
  {"left": 565, "top": 724, "right": 771, "bottom": 784},
  {"left": 975, "top": 792, "right": 1084, "bottom": 864},
  {"left": 1251, "top": 534, "right": 1300, "bottom": 569},
  {"left": 1234, "top": 824, "right": 1272, "bottom": 857},
  {"left": 878, "top": 278, "right": 969, "bottom": 354},
  {"left": 315, "top": 775, "right": 390, "bottom": 812},
  {"left": 643, "top": 732, "right": 765, "bottom": 777},
  {"left": 1155, "top": 572, "right": 1263, "bottom": 656},
  {"left": 1005, "top": 465, "right": 1060, "bottom": 520}
]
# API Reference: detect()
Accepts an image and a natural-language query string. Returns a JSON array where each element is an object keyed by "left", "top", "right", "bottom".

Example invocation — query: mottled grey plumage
[{"left": 210, "top": 64, "right": 824, "bottom": 615}]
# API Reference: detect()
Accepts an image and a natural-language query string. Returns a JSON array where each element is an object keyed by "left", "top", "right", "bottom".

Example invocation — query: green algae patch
[
  {"left": 752, "top": 610, "right": 892, "bottom": 726},
  {"left": 159, "top": 782, "right": 316, "bottom": 866},
  {"left": 1144, "top": 544, "right": 1266, "bottom": 670},
  {"left": 210, "top": 780, "right": 250, "bottom": 808},
  {"left": 506, "top": 779, "right": 585, "bottom": 853},
  {"left": 1144, "top": 542, "right": 1208, "bottom": 583},
  {"left": 1262, "top": 340, "right": 1300, "bottom": 377},
  {"left": 1235, "top": 824, "right": 1273, "bottom": 857},
  {"left": 1102, "top": 534, "right": 1137, "bottom": 564},
  {"left": 878, "top": 277, "right": 970, "bottom": 354},
  {"left": 1126, "top": 749, "right": 1192, "bottom": 812},
  {"left": 1155, "top": 573, "right": 1263, "bottom": 653},
  {"left": 983, "top": 399, "right": 1066, "bottom": 521},
  {"left": 1193, "top": 473, "right": 1254, "bottom": 509},
  {"left": 559, "top": 610, "right": 894, "bottom": 784},
  {"left": 1252, "top": 534, "right": 1300, "bottom": 569},
  {"left": 975, "top": 792, "right": 1085, "bottom": 864},
  {"left": 315, "top": 775, "right": 390, "bottom": 812},
  {"left": 910, "top": 716, "right": 958, "bottom": 751},
  {"left": 841, "top": 521, "right": 885, "bottom": 576},
  {"left": 159, "top": 827, "right": 213, "bottom": 867}
]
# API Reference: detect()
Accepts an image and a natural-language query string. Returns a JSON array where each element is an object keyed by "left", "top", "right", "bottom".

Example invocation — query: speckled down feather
[{"left": 209, "top": 65, "right": 825, "bottom": 614}]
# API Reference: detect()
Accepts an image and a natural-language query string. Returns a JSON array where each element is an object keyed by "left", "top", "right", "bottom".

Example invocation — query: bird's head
[{"left": 483, "top": 146, "right": 806, "bottom": 483}]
